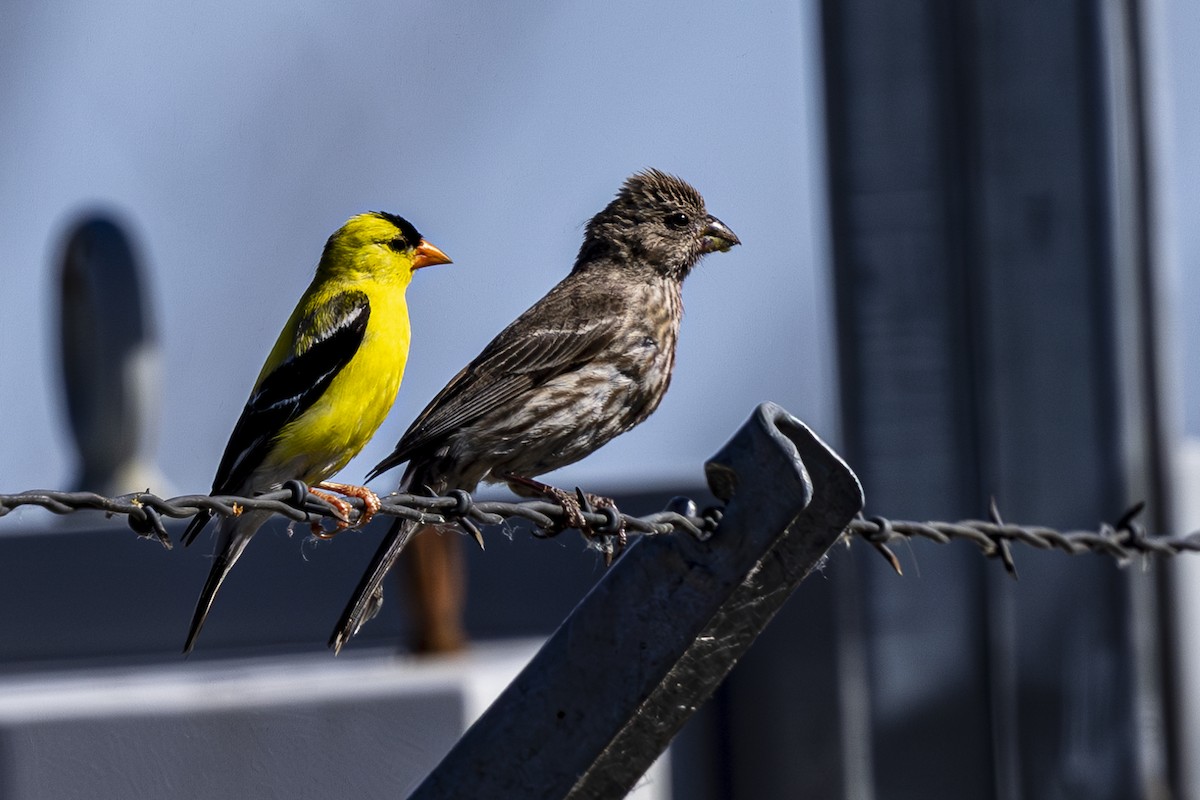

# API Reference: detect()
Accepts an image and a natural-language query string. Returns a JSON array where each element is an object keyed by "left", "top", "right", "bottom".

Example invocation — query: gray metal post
[
  {"left": 821, "top": 1, "right": 1171, "bottom": 797},
  {"left": 58, "top": 213, "right": 169, "bottom": 496},
  {"left": 409, "top": 403, "right": 864, "bottom": 800}
]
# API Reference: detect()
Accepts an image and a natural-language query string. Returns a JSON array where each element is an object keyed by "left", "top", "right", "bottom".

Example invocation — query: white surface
[
  {"left": 0, "top": 639, "right": 672, "bottom": 799},
  {"left": 0, "top": 643, "right": 530, "bottom": 724},
  {"left": 1170, "top": 439, "right": 1200, "bottom": 800}
]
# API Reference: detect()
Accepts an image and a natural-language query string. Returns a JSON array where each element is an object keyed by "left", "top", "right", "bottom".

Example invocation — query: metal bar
[
  {"left": 409, "top": 402, "right": 865, "bottom": 800},
  {"left": 58, "top": 213, "right": 169, "bottom": 497}
]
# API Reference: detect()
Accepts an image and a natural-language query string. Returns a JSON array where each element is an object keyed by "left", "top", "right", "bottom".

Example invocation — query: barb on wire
[
  {"left": 847, "top": 499, "right": 1200, "bottom": 574},
  {"left": 0, "top": 486, "right": 722, "bottom": 557},
  {"left": 2, "top": 487, "right": 1197, "bottom": 573}
]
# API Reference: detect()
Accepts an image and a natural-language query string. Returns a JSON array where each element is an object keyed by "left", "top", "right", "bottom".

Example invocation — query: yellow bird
[{"left": 181, "top": 212, "right": 450, "bottom": 654}]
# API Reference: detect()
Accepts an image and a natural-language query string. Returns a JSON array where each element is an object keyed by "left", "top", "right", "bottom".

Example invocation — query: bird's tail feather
[
  {"left": 329, "top": 515, "right": 422, "bottom": 654},
  {"left": 181, "top": 508, "right": 213, "bottom": 547},
  {"left": 363, "top": 457, "right": 395, "bottom": 485},
  {"left": 182, "top": 513, "right": 264, "bottom": 654}
]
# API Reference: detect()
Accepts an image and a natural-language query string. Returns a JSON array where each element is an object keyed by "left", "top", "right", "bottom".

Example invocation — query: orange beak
[{"left": 412, "top": 239, "right": 452, "bottom": 269}]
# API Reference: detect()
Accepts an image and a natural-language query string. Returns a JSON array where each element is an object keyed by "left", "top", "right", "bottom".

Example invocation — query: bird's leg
[
  {"left": 317, "top": 481, "right": 382, "bottom": 527},
  {"left": 307, "top": 484, "right": 381, "bottom": 538},
  {"left": 308, "top": 488, "right": 351, "bottom": 538},
  {"left": 502, "top": 473, "right": 626, "bottom": 563},
  {"left": 502, "top": 473, "right": 589, "bottom": 535},
  {"left": 583, "top": 493, "right": 627, "bottom": 566}
]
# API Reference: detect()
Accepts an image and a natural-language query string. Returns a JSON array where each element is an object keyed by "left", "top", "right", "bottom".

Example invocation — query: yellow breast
[{"left": 268, "top": 280, "right": 412, "bottom": 484}]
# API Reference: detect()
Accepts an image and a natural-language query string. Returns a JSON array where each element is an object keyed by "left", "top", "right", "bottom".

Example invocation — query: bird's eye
[
  {"left": 386, "top": 236, "right": 409, "bottom": 253},
  {"left": 664, "top": 212, "right": 690, "bottom": 230}
]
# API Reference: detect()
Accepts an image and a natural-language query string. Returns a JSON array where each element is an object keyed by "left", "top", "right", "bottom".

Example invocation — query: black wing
[{"left": 183, "top": 290, "right": 370, "bottom": 546}]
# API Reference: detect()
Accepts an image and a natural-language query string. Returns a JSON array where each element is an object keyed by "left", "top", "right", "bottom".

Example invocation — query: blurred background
[{"left": 1, "top": 0, "right": 1198, "bottom": 798}]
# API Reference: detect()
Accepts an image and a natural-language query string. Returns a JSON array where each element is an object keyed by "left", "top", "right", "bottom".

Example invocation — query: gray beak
[{"left": 699, "top": 215, "right": 740, "bottom": 254}]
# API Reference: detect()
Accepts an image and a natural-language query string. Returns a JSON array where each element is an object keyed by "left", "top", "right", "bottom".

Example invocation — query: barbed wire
[
  {"left": 2, "top": 485, "right": 1197, "bottom": 574},
  {"left": 847, "top": 500, "right": 1200, "bottom": 577},
  {"left": 0, "top": 483, "right": 717, "bottom": 555}
]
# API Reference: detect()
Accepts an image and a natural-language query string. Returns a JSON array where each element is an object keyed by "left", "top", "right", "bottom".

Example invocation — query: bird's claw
[
  {"left": 577, "top": 492, "right": 626, "bottom": 565},
  {"left": 319, "top": 481, "right": 382, "bottom": 527},
  {"left": 530, "top": 483, "right": 589, "bottom": 536},
  {"left": 308, "top": 488, "right": 353, "bottom": 538},
  {"left": 307, "top": 483, "right": 380, "bottom": 538},
  {"left": 503, "top": 473, "right": 579, "bottom": 535},
  {"left": 503, "top": 473, "right": 625, "bottom": 563}
]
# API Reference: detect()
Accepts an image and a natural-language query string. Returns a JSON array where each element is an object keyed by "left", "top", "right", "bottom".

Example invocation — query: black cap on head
[{"left": 371, "top": 211, "right": 422, "bottom": 248}]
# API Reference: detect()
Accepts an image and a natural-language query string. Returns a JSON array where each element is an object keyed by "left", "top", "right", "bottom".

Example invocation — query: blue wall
[{"left": 0, "top": 0, "right": 834, "bottom": 499}]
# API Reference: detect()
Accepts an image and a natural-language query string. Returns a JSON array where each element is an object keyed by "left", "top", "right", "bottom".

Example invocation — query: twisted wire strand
[
  {"left": 1, "top": 487, "right": 1193, "bottom": 572},
  {"left": 0, "top": 485, "right": 720, "bottom": 553},
  {"left": 846, "top": 500, "right": 1197, "bottom": 577}
]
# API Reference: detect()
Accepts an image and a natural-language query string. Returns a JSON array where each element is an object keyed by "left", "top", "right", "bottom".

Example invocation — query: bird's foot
[
  {"left": 503, "top": 474, "right": 587, "bottom": 533},
  {"left": 307, "top": 483, "right": 380, "bottom": 538},
  {"left": 318, "top": 482, "right": 382, "bottom": 527},
  {"left": 584, "top": 493, "right": 627, "bottom": 566},
  {"left": 503, "top": 473, "right": 626, "bottom": 565},
  {"left": 308, "top": 488, "right": 352, "bottom": 537}
]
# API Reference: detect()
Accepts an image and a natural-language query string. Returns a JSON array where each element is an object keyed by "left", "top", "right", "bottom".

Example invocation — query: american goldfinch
[
  {"left": 181, "top": 212, "right": 450, "bottom": 654},
  {"left": 330, "top": 170, "right": 738, "bottom": 653}
]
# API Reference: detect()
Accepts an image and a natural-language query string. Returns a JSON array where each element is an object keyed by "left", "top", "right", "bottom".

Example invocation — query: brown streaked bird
[{"left": 330, "top": 169, "right": 740, "bottom": 653}]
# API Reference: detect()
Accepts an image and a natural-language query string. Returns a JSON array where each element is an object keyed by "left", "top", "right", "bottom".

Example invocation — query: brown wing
[{"left": 366, "top": 277, "right": 621, "bottom": 481}]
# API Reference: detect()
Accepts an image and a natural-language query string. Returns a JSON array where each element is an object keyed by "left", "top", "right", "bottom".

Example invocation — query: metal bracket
[{"left": 408, "top": 402, "right": 865, "bottom": 799}]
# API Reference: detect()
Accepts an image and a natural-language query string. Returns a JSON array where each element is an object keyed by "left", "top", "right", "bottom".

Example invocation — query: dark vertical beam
[
  {"left": 966, "top": 6, "right": 1149, "bottom": 799},
  {"left": 822, "top": 3, "right": 996, "bottom": 798},
  {"left": 822, "top": 0, "right": 1170, "bottom": 797},
  {"left": 822, "top": 2, "right": 983, "bottom": 512}
]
